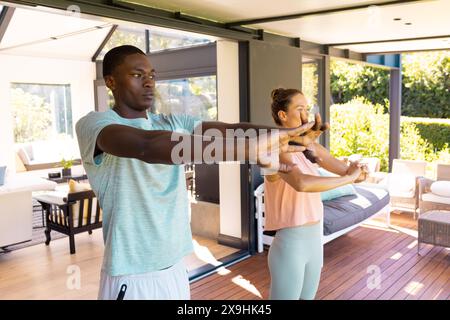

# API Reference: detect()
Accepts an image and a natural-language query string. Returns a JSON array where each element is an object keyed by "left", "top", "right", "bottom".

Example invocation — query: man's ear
[
  {"left": 277, "top": 110, "right": 287, "bottom": 122},
  {"left": 104, "top": 75, "right": 115, "bottom": 91}
]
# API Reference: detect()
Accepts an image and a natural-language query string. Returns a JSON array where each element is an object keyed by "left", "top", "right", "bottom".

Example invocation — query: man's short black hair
[{"left": 103, "top": 45, "right": 146, "bottom": 77}]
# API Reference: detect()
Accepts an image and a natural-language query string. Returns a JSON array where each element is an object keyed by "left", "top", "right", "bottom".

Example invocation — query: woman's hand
[
  {"left": 355, "top": 163, "right": 369, "bottom": 183},
  {"left": 346, "top": 161, "right": 369, "bottom": 183},
  {"left": 346, "top": 162, "right": 362, "bottom": 182}
]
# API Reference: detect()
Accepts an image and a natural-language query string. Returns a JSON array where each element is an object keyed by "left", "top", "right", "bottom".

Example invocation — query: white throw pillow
[
  {"left": 17, "top": 147, "right": 31, "bottom": 165},
  {"left": 23, "top": 144, "right": 34, "bottom": 161},
  {"left": 388, "top": 173, "right": 416, "bottom": 193},
  {"left": 68, "top": 179, "right": 91, "bottom": 193},
  {"left": 430, "top": 181, "right": 450, "bottom": 198}
]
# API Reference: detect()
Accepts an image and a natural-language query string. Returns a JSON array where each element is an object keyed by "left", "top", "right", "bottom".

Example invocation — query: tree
[
  {"left": 330, "top": 97, "right": 390, "bottom": 171},
  {"left": 101, "top": 28, "right": 211, "bottom": 56},
  {"left": 11, "top": 88, "right": 52, "bottom": 143},
  {"left": 402, "top": 51, "right": 450, "bottom": 118},
  {"left": 302, "top": 62, "right": 319, "bottom": 107},
  {"left": 330, "top": 98, "right": 450, "bottom": 172},
  {"left": 330, "top": 51, "right": 450, "bottom": 119},
  {"left": 330, "top": 60, "right": 390, "bottom": 111},
  {"left": 101, "top": 29, "right": 146, "bottom": 56}
]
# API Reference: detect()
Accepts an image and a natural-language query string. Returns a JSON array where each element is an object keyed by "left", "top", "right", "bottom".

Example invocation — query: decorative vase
[{"left": 62, "top": 168, "right": 72, "bottom": 177}]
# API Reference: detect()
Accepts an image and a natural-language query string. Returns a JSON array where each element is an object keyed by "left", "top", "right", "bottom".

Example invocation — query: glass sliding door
[{"left": 302, "top": 54, "right": 326, "bottom": 144}]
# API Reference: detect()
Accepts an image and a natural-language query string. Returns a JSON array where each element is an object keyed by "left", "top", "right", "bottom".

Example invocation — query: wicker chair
[
  {"left": 387, "top": 159, "right": 427, "bottom": 219},
  {"left": 418, "top": 164, "right": 450, "bottom": 216}
]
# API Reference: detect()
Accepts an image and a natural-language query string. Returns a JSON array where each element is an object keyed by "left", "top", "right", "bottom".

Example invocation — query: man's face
[{"left": 106, "top": 53, "right": 155, "bottom": 112}]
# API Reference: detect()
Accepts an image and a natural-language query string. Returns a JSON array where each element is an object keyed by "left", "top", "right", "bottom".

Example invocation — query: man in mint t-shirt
[{"left": 76, "top": 45, "right": 328, "bottom": 300}]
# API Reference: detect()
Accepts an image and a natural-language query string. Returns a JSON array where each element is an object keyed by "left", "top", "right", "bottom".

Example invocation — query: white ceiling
[
  {"left": 0, "top": 7, "right": 114, "bottom": 60},
  {"left": 124, "top": 0, "right": 395, "bottom": 22},
  {"left": 0, "top": 1, "right": 448, "bottom": 57},
  {"left": 0, "top": 3, "right": 220, "bottom": 60},
  {"left": 124, "top": 0, "right": 450, "bottom": 52},
  {"left": 250, "top": 1, "right": 450, "bottom": 43},
  {"left": 337, "top": 37, "right": 450, "bottom": 54}
]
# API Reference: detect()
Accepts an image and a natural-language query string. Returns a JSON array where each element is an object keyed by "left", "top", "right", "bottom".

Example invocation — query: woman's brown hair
[{"left": 270, "top": 88, "right": 303, "bottom": 125}]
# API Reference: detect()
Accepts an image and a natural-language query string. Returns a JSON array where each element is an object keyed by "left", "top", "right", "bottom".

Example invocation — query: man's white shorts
[{"left": 98, "top": 260, "right": 190, "bottom": 300}]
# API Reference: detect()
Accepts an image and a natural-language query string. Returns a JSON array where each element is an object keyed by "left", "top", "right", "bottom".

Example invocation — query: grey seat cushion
[{"left": 323, "top": 185, "right": 390, "bottom": 235}]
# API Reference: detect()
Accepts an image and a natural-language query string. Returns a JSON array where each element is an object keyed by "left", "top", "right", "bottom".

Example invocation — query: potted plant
[{"left": 60, "top": 158, "right": 74, "bottom": 177}]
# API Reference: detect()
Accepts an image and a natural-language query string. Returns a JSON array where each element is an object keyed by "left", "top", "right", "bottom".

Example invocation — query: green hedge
[
  {"left": 401, "top": 117, "right": 450, "bottom": 151},
  {"left": 401, "top": 52, "right": 450, "bottom": 119},
  {"left": 330, "top": 51, "right": 450, "bottom": 119},
  {"left": 330, "top": 60, "right": 389, "bottom": 111},
  {"left": 330, "top": 98, "right": 390, "bottom": 171},
  {"left": 330, "top": 98, "right": 450, "bottom": 172}
]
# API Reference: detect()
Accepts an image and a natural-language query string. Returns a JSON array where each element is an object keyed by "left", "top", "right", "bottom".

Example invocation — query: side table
[{"left": 418, "top": 210, "right": 450, "bottom": 254}]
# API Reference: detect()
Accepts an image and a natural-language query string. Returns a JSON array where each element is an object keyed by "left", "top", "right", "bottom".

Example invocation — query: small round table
[{"left": 418, "top": 210, "right": 450, "bottom": 254}]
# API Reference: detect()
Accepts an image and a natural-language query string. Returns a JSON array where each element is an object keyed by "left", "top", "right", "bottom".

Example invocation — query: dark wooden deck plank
[
  {"left": 191, "top": 212, "right": 449, "bottom": 300},
  {"left": 407, "top": 258, "right": 449, "bottom": 300},
  {"left": 322, "top": 232, "right": 414, "bottom": 299}
]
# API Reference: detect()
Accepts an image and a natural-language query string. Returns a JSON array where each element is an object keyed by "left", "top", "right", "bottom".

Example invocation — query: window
[
  {"left": 149, "top": 29, "right": 212, "bottom": 53},
  {"left": 98, "top": 27, "right": 146, "bottom": 60},
  {"left": 302, "top": 56, "right": 321, "bottom": 120},
  {"left": 11, "top": 83, "right": 76, "bottom": 162},
  {"left": 154, "top": 76, "right": 217, "bottom": 121},
  {"left": 329, "top": 59, "right": 390, "bottom": 171},
  {"left": 12, "top": 83, "right": 73, "bottom": 142}
]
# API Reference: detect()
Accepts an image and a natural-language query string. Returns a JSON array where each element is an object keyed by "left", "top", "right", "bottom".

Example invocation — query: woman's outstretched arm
[
  {"left": 309, "top": 142, "right": 368, "bottom": 182},
  {"left": 309, "top": 142, "right": 349, "bottom": 176},
  {"left": 266, "top": 153, "right": 361, "bottom": 192}
]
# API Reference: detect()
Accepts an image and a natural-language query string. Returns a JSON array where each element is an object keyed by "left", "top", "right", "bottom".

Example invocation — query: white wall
[
  {"left": 216, "top": 40, "right": 241, "bottom": 239},
  {"left": 0, "top": 54, "right": 96, "bottom": 172}
]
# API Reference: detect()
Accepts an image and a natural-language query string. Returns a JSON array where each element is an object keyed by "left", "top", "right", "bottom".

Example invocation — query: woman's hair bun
[{"left": 271, "top": 88, "right": 284, "bottom": 100}]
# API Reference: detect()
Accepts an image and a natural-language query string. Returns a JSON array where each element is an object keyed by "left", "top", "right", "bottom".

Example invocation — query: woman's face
[{"left": 279, "top": 93, "right": 310, "bottom": 128}]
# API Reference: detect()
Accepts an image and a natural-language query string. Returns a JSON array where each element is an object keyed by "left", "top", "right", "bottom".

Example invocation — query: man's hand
[
  {"left": 253, "top": 112, "right": 328, "bottom": 174},
  {"left": 289, "top": 112, "right": 330, "bottom": 147},
  {"left": 255, "top": 121, "right": 314, "bottom": 173}
]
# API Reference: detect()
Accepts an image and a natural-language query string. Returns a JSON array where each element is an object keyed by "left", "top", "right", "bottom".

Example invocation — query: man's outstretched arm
[
  {"left": 199, "top": 112, "right": 329, "bottom": 146},
  {"left": 199, "top": 113, "right": 329, "bottom": 163},
  {"left": 199, "top": 121, "right": 274, "bottom": 134},
  {"left": 94, "top": 122, "right": 312, "bottom": 166}
]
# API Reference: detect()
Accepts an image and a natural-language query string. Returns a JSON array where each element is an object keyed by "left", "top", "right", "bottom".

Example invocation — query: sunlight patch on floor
[
  {"left": 231, "top": 275, "right": 262, "bottom": 298},
  {"left": 407, "top": 240, "right": 418, "bottom": 249},
  {"left": 192, "top": 239, "right": 222, "bottom": 267},
  {"left": 215, "top": 266, "right": 232, "bottom": 276},
  {"left": 390, "top": 225, "right": 418, "bottom": 238},
  {"left": 433, "top": 289, "right": 443, "bottom": 299},
  {"left": 191, "top": 240, "right": 234, "bottom": 276},
  {"left": 360, "top": 223, "right": 398, "bottom": 233},
  {"left": 404, "top": 281, "right": 424, "bottom": 295},
  {"left": 390, "top": 252, "right": 402, "bottom": 260}
]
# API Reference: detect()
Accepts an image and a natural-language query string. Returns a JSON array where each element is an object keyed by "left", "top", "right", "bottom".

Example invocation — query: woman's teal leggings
[{"left": 268, "top": 222, "right": 323, "bottom": 300}]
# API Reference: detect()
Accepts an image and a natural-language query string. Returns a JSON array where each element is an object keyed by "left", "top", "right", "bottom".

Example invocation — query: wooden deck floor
[
  {"left": 0, "top": 233, "right": 238, "bottom": 299},
  {"left": 0, "top": 211, "right": 448, "bottom": 300},
  {"left": 191, "top": 212, "right": 450, "bottom": 300}
]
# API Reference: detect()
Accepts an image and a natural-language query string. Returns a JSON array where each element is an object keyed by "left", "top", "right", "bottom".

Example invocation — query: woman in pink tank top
[{"left": 264, "top": 88, "right": 367, "bottom": 300}]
